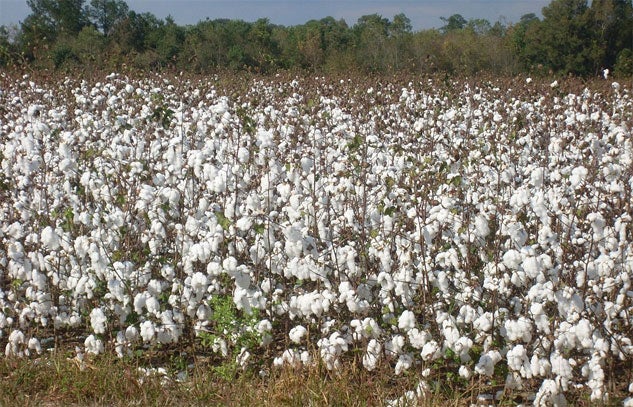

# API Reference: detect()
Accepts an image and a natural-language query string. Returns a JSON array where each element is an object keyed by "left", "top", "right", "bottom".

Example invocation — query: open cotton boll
[
  {"left": 503, "top": 317, "right": 533, "bottom": 343},
  {"left": 289, "top": 325, "right": 307, "bottom": 344},
  {"left": 398, "top": 310, "right": 416, "bottom": 332},
  {"left": 420, "top": 340, "right": 441, "bottom": 361},
  {"left": 40, "top": 226, "right": 60, "bottom": 250},
  {"left": 363, "top": 339, "right": 381, "bottom": 371},
  {"left": 395, "top": 353, "right": 413, "bottom": 375},
  {"left": 569, "top": 166, "right": 588, "bottom": 189},
  {"left": 89, "top": 307, "right": 107, "bottom": 334},
  {"left": 140, "top": 320, "right": 156, "bottom": 343},
  {"left": 475, "top": 350, "right": 502, "bottom": 377},
  {"left": 84, "top": 335, "right": 104, "bottom": 355},
  {"left": 534, "top": 379, "right": 567, "bottom": 407}
]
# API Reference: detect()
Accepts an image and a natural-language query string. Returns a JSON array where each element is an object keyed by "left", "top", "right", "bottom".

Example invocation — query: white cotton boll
[
  {"left": 473, "top": 312, "right": 493, "bottom": 332},
  {"left": 503, "top": 317, "right": 533, "bottom": 343},
  {"left": 133, "top": 293, "right": 146, "bottom": 314},
  {"left": 624, "top": 398, "right": 633, "bottom": 407},
  {"left": 534, "top": 379, "right": 567, "bottom": 407},
  {"left": 475, "top": 350, "right": 502, "bottom": 377},
  {"left": 90, "top": 308, "right": 107, "bottom": 334},
  {"left": 289, "top": 325, "right": 307, "bottom": 344},
  {"left": 300, "top": 157, "right": 313, "bottom": 173},
  {"left": 531, "top": 302, "right": 551, "bottom": 334},
  {"left": 459, "top": 365, "right": 472, "bottom": 379},
  {"left": 28, "top": 338, "right": 42, "bottom": 354},
  {"left": 236, "top": 216, "right": 252, "bottom": 232},
  {"left": 502, "top": 249, "right": 522, "bottom": 270},
  {"left": 140, "top": 320, "right": 155, "bottom": 342},
  {"left": 569, "top": 166, "right": 588, "bottom": 189},
  {"left": 146, "top": 296, "right": 160, "bottom": 315},
  {"left": 507, "top": 344, "right": 529, "bottom": 372},
  {"left": 223, "top": 256, "right": 238, "bottom": 273},
  {"left": 125, "top": 326, "right": 139, "bottom": 342},
  {"left": 474, "top": 215, "right": 490, "bottom": 238},
  {"left": 531, "top": 355, "right": 552, "bottom": 377},
  {"left": 84, "top": 335, "right": 104, "bottom": 355},
  {"left": 574, "top": 319, "right": 594, "bottom": 349},
  {"left": 550, "top": 80, "right": 558, "bottom": 88},
  {"left": 398, "top": 310, "right": 416, "bottom": 332},
  {"left": 363, "top": 339, "right": 382, "bottom": 371},
  {"left": 190, "top": 272, "right": 208, "bottom": 293},
  {"left": 236, "top": 347, "right": 251, "bottom": 369},
  {"left": 237, "top": 147, "right": 250, "bottom": 164},
  {"left": 41, "top": 226, "right": 60, "bottom": 250},
  {"left": 6, "top": 330, "right": 25, "bottom": 357},
  {"left": 420, "top": 340, "right": 440, "bottom": 361},
  {"left": 408, "top": 328, "right": 429, "bottom": 349},
  {"left": 550, "top": 353, "right": 573, "bottom": 390},
  {"left": 395, "top": 353, "right": 413, "bottom": 375}
]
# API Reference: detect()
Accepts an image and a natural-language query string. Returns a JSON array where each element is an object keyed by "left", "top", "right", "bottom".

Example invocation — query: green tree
[
  {"left": 353, "top": 14, "right": 391, "bottom": 71},
  {"left": 86, "top": 0, "right": 129, "bottom": 36},
  {"left": 26, "top": 0, "right": 88, "bottom": 37},
  {"left": 524, "top": 0, "right": 594, "bottom": 74},
  {"left": 589, "top": 0, "right": 633, "bottom": 70},
  {"left": 440, "top": 14, "right": 467, "bottom": 32}
]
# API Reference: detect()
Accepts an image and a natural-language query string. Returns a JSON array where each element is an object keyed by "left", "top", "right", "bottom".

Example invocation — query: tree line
[{"left": 1, "top": 0, "right": 632, "bottom": 77}]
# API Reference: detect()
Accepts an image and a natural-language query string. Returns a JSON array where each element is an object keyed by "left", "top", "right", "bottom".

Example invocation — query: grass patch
[{"left": 0, "top": 350, "right": 483, "bottom": 406}]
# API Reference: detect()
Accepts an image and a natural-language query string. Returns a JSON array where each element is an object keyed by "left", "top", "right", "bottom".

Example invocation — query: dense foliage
[{"left": 1, "top": 0, "right": 632, "bottom": 76}]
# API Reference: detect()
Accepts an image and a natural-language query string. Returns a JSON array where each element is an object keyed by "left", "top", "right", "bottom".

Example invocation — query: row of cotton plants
[{"left": 1, "top": 71, "right": 632, "bottom": 404}]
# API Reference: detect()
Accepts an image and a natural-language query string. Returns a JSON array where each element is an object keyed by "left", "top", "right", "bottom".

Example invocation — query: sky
[{"left": 0, "top": 0, "right": 550, "bottom": 31}]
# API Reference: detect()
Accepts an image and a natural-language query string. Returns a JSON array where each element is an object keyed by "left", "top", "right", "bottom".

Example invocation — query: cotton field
[{"left": 1, "top": 71, "right": 632, "bottom": 405}]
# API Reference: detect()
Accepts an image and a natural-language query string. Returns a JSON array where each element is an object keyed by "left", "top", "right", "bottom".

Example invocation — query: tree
[
  {"left": 86, "top": 0, "right": 129, "bottom": 36},
  {"left": 440, "top": 14, "right": 467, "bottom": 32},
  {"left": 522, "top": 0, "right": 594, "bottom": 74},
  {"left": 19, "top": 0, "right": 88, "bottom": 60},
  {"left": 353, "top": 14, "right": 391, "bottom": 71},
  {"left": 25, "top": 0, "right": 88, "bottom": 37},
  {"left": 109, "top": 10, "right": 161, "bottom": 53},
  {"left": 391, "top": 13, "right": 412, "bottom": 36},
  {"left": 589, "top": 0, "right": 633, "bottom": 69},
  {"left": 466, "top": 18, "right": 492, "bottom": 35}
]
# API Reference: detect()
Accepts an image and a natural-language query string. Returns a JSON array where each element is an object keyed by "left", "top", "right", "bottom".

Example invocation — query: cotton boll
[
  {"left": 503, "top": 317, "right": 533, "bottom": 343},
  {"left": 569, "top": 166, "right": 588, "bottom": 189},
  {"left": 27, "top": 338, "right": 42, "bottom": 355},
  {"left": 236, "top": 216, "right": 252, "bottom": 232},
  {"left": 140, "top": 320, "right": 155, "bottom": 342},
  {"left": 125, "top": 326, "right": 139, "bottom": 342},
  {"left": 363, "top": 339, "right": 382, "bottom": 371},
  {"left": 534, "top": 379, "right": 567, "bottom": 407},
  {"left": 395, "top": 353, "right": 413, "bottom": 375},
  {"left": 420, "top": 340, "right": 440, "bottom": 361},
  {"left": 398, "top": 310, "right": 416, "bottom": 332},
  {"left": 474, "top": 214, "right": 490, "bottom": 238},
  {"left": 5, "top": 330, "right": 25, "bottom": 357},
  {"left": 289, "top": 325, "right": 307, "bottom": 344},
  {"left": 41, "top": 226, "right": 60, "bottom": 250},
  {"left": 90, "top": 307, "right": 107, "bottom": 334},
  {"left": 475, "top": 350, "right": 502, "bottom": 377},
  {"left": 84, "top": 335, "right": 104, "bottom": 355}
]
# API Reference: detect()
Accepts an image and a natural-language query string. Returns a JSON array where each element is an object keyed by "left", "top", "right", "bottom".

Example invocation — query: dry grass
[
  {"left": 3, "top": 349, "right": 628, "bottom": 406},
  {"left": 0, "top": 349, "right": 481, "bottom": 407}
]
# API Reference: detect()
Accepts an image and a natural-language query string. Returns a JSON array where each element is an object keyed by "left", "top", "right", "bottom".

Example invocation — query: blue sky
[{"left": 0, "top": 0, "right": 549, "bottom": 30}]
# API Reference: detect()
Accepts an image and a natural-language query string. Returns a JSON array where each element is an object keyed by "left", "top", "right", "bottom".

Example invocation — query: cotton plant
[{"left": 1, "top": 72, "right": 633, "bottom": 402}]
